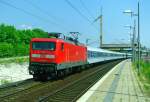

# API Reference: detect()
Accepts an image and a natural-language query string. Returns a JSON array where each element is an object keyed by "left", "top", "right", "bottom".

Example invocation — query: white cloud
[{"left": 20, "top": 24, "right": 32, "bottom": 30}]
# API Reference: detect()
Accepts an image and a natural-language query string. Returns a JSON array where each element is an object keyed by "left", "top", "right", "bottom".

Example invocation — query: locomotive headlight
[
  {"left": 32, "top": 54, "right": 40, "bottom": 58},
  {"left": 46, "top": 55, "right": 55, "bottom": 58}
]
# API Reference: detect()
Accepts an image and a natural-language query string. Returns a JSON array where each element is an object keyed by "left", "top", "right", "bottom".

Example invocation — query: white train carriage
[{"left": 87, "top": 46, "right": 126, "bottom": 64}]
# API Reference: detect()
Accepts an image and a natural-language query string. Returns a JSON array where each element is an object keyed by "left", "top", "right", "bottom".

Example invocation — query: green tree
[
  {"left": 0, "top": 43, "right": 14, "bottom": 57},
  {"left": 0, "top": 24, "right": 49, "bottom": 58}
]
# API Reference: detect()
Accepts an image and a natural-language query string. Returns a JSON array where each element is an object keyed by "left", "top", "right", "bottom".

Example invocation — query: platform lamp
[{"left": 123, "top": 1, "right": 140, "bottom": 74}]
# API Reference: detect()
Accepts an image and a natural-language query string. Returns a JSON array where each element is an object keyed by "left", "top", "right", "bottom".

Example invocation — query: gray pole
[
  {"left": 133, "top": 20, "right": 136, "bottom": 63},
  {"left": 137, "top": 1, "right": 140, "bottom": 74},
  {"left": 86, "top": 39, "right": 90, "bottom": 46},
  {"left": 132, "top": 27, "right": 134, "bottom": 62},
  {"left": 100, "top": 7, "right": 103, "bottom": 48}
]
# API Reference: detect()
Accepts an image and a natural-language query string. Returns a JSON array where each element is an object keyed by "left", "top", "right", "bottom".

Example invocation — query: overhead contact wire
[
  {"left": 79, "top": 0, "right": 95, "bottom": 20},
  {"left": 0, "top": 0, "right": 67, "bottom": 30},
  {"left": 64, "top": 0, "right": 98, "bottom": 31},
  {"left": 23, "top": 0, "right": 70, "bottom": 31}
]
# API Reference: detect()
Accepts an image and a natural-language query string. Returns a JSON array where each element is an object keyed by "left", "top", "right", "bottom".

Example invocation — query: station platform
[{"left": 77, "top": 59, "right": 150, "bottom": 102}]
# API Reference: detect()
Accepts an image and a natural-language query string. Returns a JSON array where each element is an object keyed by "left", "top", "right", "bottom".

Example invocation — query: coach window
[{"left": 61, "top": 43, "right": 64, "bottom": 51}]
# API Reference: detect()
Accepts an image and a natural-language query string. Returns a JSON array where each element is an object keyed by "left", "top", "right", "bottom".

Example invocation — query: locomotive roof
[
  {"left": 31, "top": 38, "right": 86, "bottom": 47},
  {"left": 31, "top": 38, "right": 64, "bottom": 42}
]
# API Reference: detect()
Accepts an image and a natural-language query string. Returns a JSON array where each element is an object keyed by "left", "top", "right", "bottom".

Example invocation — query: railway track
[
  {"left": 0, "top": 60, "right": 122, "bottom": 102},
  {"left": 0, "top": 79, "right": 43, "bottom": 99},
  {"left": 0, "top": 78, "right": 33, "bottom": 90},
  {"left": 38, "top": 60, "right": 119, "bottom": 102}
]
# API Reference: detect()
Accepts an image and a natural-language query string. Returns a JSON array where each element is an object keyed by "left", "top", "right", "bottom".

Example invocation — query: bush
[
  {"left": 141, "top": 61, "right": 150, "bottom": 82},
  {"left": 14, "top": 44, "right": 29, "bottom": 56},
  {"left": 0, "top": 43, "right": 14, "bottom": 57},
  {"left": 0, "top": 24, "right": 49, "bottom": 58}
]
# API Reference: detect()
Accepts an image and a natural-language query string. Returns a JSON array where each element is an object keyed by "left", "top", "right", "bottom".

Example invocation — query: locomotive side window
[
  {"left": 32, "top": 42, "right": 56, "bottom": 50},
  {"left": 61, "top": 43, "right": 64, "bottom": 51}
]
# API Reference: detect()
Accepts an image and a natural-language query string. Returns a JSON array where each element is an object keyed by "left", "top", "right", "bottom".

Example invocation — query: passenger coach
[{"left": 87, "top": 46, "right": 126, "bottom": 64}]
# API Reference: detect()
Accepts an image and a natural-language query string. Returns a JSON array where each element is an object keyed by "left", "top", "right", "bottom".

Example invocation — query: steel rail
[{"left": 38, "top": 61, "right": 120, "bottom": 102}]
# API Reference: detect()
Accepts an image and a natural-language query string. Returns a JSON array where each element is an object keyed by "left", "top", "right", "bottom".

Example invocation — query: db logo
[{"left": 40, "top": 54, "right": 45, "bottom": 58}]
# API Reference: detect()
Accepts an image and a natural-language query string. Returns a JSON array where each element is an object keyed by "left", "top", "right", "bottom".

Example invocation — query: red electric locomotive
[{"left": 29, "top": 34, "right": 87, "bottom": 79}]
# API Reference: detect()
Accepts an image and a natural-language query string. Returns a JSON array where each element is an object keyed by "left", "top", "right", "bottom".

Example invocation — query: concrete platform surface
[{"left": 77, "top": 59, "right": 150, "bottom": 102}]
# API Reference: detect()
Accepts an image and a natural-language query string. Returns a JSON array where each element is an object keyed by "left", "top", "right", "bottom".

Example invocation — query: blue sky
[{"left": 0, "top": 0, "right": 149, "bottom": 48}]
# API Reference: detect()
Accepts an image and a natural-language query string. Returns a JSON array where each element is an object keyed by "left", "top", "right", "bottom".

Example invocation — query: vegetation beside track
[
  {"left": 133, "top": 60, "right": 150, "bottom": 97},
  {"left": 0, "top": 24, "right": 49, "bottom": 58},
  {"left": 0, "top": 79, "right": 10, "bottom": 85},
  {"left": 0, "top": 56, "right": 29, "bottom": 64}
]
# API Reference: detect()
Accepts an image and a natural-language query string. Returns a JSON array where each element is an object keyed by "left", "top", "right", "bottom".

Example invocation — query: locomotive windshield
[{"left": 32, "top": 42, "right": 56, "bottom": 50}]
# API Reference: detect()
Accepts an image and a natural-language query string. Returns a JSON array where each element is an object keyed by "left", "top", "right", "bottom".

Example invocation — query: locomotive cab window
[{"left": 32, "top": 42, "right": 56, "bottom": 50}]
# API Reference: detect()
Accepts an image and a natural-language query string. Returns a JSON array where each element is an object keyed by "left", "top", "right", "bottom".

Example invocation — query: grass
[
  {"left": 0, "top": 79, "right": 11, "bottom": 84},
  {"left": 0, "top": 57, "right": 29, "bottom": 64},
  {"left": 133, "top": 60, "right": 150, "bottom": 97}
]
